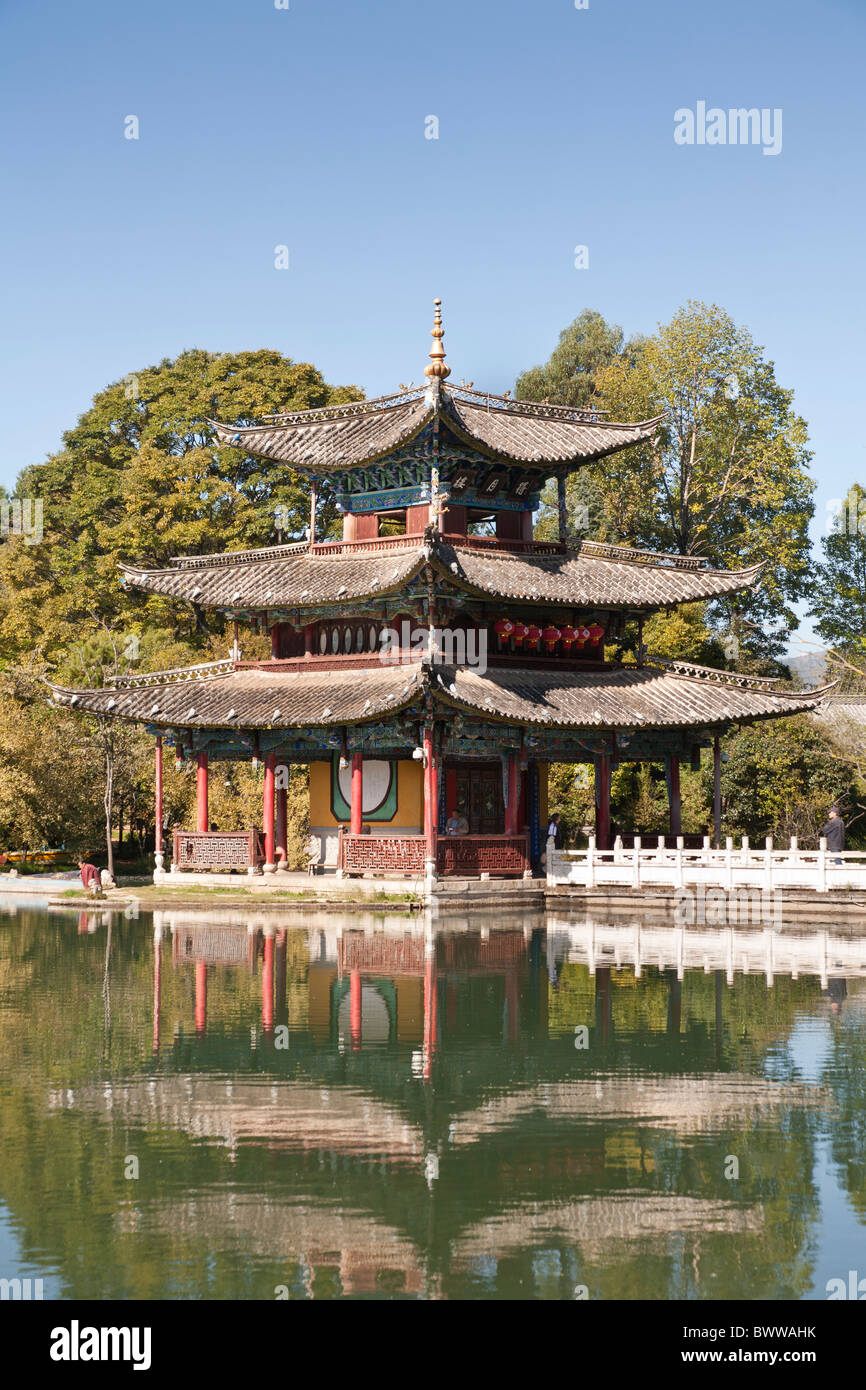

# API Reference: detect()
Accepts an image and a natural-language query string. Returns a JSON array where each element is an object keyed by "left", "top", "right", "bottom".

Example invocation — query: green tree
[
  {"left": 594, "top": 302, "right": 814, "bottom": 660},
  {"left": 808, "top": 484, "right": 866, "bottom": 654},
  {"left": 707, "top": 716, "right": 859, "bottom": 845},
  {"left": 518, "top": 310, "right": 644, "bottom": 544},
  {"left": 0, "top": 349, "right": 361, "bottom": 667}
]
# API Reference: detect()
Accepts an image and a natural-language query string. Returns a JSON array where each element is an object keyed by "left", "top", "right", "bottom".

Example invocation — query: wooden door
[{"left": 455, "top": 765, "right": 503, "bottom": 835}]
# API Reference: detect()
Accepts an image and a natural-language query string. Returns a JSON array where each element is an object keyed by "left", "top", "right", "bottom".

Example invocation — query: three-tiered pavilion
[{"left": 50, "top": 303, "right": 826, "bottom": 881}]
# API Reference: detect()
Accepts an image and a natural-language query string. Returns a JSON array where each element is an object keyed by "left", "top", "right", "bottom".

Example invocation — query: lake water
[{"left": 1, "top": 900, "right": 864, "bottom": 1301}]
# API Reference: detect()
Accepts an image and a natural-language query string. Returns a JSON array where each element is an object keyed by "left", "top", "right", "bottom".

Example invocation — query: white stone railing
[{"left": 546, "top": 834, "right": 866, "bottom": 894}]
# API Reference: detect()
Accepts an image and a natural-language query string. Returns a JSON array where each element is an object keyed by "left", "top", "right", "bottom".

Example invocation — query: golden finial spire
[{"left": 424, "top": 297, "right": 450, "bottom": 381}]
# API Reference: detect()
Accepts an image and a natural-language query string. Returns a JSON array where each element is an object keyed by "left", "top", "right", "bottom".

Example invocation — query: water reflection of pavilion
[{"left": 50, "top": 909, "right": 854, "bottom": 1296}]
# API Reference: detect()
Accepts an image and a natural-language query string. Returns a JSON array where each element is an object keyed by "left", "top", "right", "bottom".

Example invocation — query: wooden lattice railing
[{"left": 171, "top": 828, "right": 265, "bottom": 872}]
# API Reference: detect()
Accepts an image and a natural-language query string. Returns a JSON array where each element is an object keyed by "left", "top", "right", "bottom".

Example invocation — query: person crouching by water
[
  {"left": 78, "top": 860, "right": 103, "bottom": 897},
  {"left": 820, "top": 807, "right": 845, "bottom": 864}
]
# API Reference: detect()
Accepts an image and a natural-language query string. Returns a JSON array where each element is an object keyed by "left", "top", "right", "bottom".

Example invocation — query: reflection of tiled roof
[
  {"left": 48, "top": 658, "right": 830, "bottom": 733},
  {"left": 120, "top": 536, "right": 761, "bottom": 613},
  {"left": 209, "top": 384, "right": 662, "bottom": 472},
  {"left": 431, "top": 662, "right": 831, "bottom": 729}
]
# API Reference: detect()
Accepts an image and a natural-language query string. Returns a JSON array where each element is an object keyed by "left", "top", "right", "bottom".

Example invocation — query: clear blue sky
[{"left": 2, "top": 0, "right": 863, "bottom": 652}]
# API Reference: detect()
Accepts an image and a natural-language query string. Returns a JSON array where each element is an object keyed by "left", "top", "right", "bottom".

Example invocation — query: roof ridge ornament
[{"left": 424, "top": 298, "right": 450, "bottom": 383}]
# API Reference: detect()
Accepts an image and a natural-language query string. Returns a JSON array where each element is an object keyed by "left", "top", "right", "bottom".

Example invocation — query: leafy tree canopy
[{"left": 0, "top": 349, "right": 361, "bottom": 669}]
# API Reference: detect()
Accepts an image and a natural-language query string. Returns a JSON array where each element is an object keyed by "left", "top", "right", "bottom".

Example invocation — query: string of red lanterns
[{"left": 493, "top": 619, "right": 605, "bottom": 653}]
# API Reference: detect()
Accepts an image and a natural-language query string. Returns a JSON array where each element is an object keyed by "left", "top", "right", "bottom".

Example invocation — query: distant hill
[{"left": 787, "top": 653, "right": 827, "bottom": 688}]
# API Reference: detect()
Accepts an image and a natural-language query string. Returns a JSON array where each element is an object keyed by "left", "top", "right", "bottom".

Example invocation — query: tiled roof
[
  {"left": 443, "top": 393, "right": 659, "bottom": 465},
  {"left": 120, "top": 537, "right": 760, "bottom": 613},
  {"left": 48, "top": 658, "right": 830, "bottom": 734},
  {"left": 209, "top": 384, "right": 662, "bottom": 473},
  {"left": 436, "top": 541, "right": 763, "bottom": 607},
  {"left": 431, "top": 662, "right": 831, "bottom": 730},
  {"left": 48, "top": 661, "right": 421, "bottom": 729},
  {"left": 120, "top": 544, "right": 426, "bottom": 609}
]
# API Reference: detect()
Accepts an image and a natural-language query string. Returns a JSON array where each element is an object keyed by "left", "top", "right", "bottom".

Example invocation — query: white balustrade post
[
  {"left": 818, "top": 836, "right": 827, "bottom": 894},
  {"left": 657, "top": 834, "right": 665, "bottom": 863},
  {"left": 725, "top": 836, "right": 733, "bottom": 891},
  {"left": 613, "top": 834, "right": 623, "bottom": 865},
  {"left": 587, "top": 834, "right": 596, "bottom": 890},
  {"left": 741, "top": 835, "right": 749, "bottom": 866},
  {"left": 790, "top": 835, "right": 799, "bottom": 864},
  {"left": 765, "top": 836, "right": 773, "bottom": 892},
  {"left": 675, "top": 838, "right": 684, "bottom": 888},
  {"left": 702, "top": 834, "right": 710, "bottom": 866},
  {"left": 632, "top": 835, "right": 642, "bottom": 889}
]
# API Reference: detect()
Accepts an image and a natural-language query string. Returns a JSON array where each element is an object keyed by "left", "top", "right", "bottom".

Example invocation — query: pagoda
[{"left": 50, "top": 302, "right": 827, "bottom": 882}]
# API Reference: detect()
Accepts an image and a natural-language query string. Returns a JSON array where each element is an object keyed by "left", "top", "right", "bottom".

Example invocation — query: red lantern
[
  {"left": 511, "top": 622, "right": 527, "bottom": 647},
  {"left": 494, "top": 618, "right": 514, "bottom": 648},
  {"left": 525, "top": 623, "right": 542, "bottom": 650},
  {"left": 588, "top": 623, "right": 605, "bottom": 646},
  {"left": 559, "top": 625, "right": 577, "bottom": 653},
  {"left": 574, "top": 626, "right": 590, "bottom": 648},
  {"left": 542, "top": 624, "right": 561, "bottom": 653}
]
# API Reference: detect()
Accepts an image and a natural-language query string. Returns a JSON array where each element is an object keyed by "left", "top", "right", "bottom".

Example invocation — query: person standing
[
  {"left": 547, "top": 813, "right": 563, "bottom": 849},
  {"left": 819, "top": 807, "right": 845, "bottom": 864}
]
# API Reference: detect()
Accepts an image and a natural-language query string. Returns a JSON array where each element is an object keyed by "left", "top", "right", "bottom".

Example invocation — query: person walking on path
[{"left": 819, "top": 807, "right": 845, "bottom": 864}]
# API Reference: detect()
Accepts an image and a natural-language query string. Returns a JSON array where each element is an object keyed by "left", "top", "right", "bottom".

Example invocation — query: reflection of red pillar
[
  {"left": 262, "top": 933, "right": 275, "bottom": 1033},
  {"left": 423, "top": 954, "right": 438, "bottom": 1078},
  {"left": 349, "top": 969, "right": 362, "bottom": 1049},
  {"left": 196, "top": 753, "right": 208, "bottom": 833},
  {"left": 195, "top": 959, "right": 207, "bottom": 1034},
  {"left": 505, "top": 754, "right": 520, "bottom": 835},
  {"left": 155, "top": 737, "right": 164, "bottom": 855},
  {"left": 275, "top": 930, "right": 287, "bottom": 1024},
  {"left": 669, "top": 756, "right": 682, "bottom": 837},
  {"left": 350, "top": 754, "right": 363, "bottom": 836},
  {"left": 263, "top": 753, "right": 276, "bottom": 867},
  {"left": 153, "top": 932, "right": 162, "bottom": 1054},
  {"left": 275, "top": 771, "right": 288, "bottom": 864}
]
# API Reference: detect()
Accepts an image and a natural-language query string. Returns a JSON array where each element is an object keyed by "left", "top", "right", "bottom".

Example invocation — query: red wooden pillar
[
  {"left": 505, "top": 753, "right": 520, "bottom": 835},
  {"left": 262, "top": 931, "right": 275, "bottom": 1034},
  {"left": 668, "top": 756, "right": 682, "bottom": 837},
  {"left": 275, "top": 767, "right": 288, "bottom": 865},
  {"left": 350, "top": 753, "right": 363, "bottom": 836},
  {"left": 270, "top": 623, "right": 280, "bottom": 659},
  {"left": 195, "top": 960, "right": 207, "bottom": 1034},
  {"left": 304, "top": 624, "right": 314, "bottom": 659},
  {"left": 196, "top": 752, "right": 208, "bottom": 833},
  {"left": 263, "top": 752, "right": 276, "bottom": 869},
  {"left": 423, "top": 726, "right": 438, "bottom": 870},
  {"left": 349, "top": 969, "right": 362, "bottom": 1049},
  {"left": 595, "top": 752, "right": 611, "bottom": 851},
  {"left": 713, "top": 736, "right": 722, "bottom": 849},
  {"left": 154, "top": 737, "right": 164, "bottom": 859}
]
